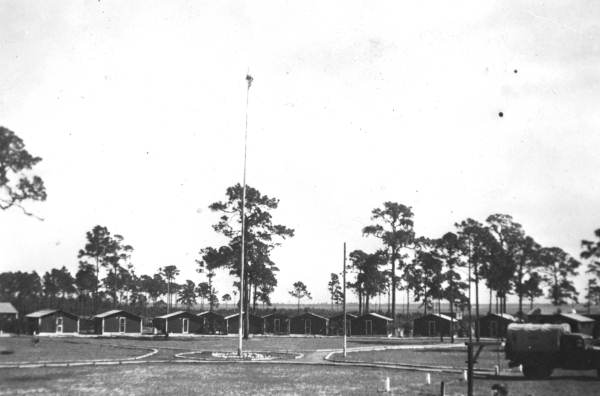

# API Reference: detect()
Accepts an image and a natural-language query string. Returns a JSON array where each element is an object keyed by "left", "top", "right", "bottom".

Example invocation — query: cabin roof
[
  {"left": 559, "top": 313, "right": 595, "bottom": 323},
  {"left": 293, "top": 312, "right": 328, "bottom": 321},
  {"left": 93, "top": 309, "right": 139, "bottom": 319},
  {"left": 0, "top": 302, "right": 17, "bottom": 314},
  {"left": 26, "top": 309, "right": 59, "bottom": 318},
  {"left": 361, "top": 312, "right": 393, "bottom": 321},
  {"left": 156, "top": 310, "right": 191, "bottom": 319}
]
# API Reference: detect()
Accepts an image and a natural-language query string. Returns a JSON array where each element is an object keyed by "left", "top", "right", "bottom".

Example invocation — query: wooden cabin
[
  {"left": 329, "top": 313, "right": 357, "bottom": 336},
  {"left": 196, "top": 311, "right": 226, "bottom": 334},
  {"left": 93, "top": 310, "right": 142, "bottom": 335},
  {"left": 0, "top": 302, "right": 18, "bottom": 333},
  {"left": 153, "top": 311, "right": 203, "bottom": 335},
  {"left": 478, "top": 313, "right": 517, "bottom": 338},
  {"left": 262, "top": 312, "right": 290, "bottom": 334},
  {"left": 352, "top": 313, "right": 393, "bottom": 336},
  {"left": 290, "top": 312, "right": 328, "bottom": 335},
  {"left": 224, "top": 313, "right": 263, "bottom": 334},
  {"left": 25, "top": 309, "right": 78, "bottom": 335},
  {"left": 413, "top": 313, "right": 457, "bottom": 337}
]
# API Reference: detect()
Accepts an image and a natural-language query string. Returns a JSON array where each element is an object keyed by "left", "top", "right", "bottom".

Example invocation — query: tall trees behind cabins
[
  {"left": 581, "top": 229, "right": 600, "bottom": 312},
  {"left": 363, "top": 202, "right": 414, "bottom": 335},
  {"left": 78, "top": 226, "right": 135, "bottom": 311},
  {"left": 436, "top": 232, "right": 468, "bottom": 343},
  {"left": 456, "top": 219, "right": 497, "bottom": 339},
  {"left": 327, "top": 273, "right": 343, "bottom": 311},
  {"left": 201, "top": 184, "right": 294, "bottom": 338},
  {"left": 289, "top": 281, "right": 311, "bottom": 313},
  {"left": 539, "top": 247, "right": 580, "bottom": 305},
  {"left": 160, "top": 265, "right": 180, "bottom": 313},
  {"left": 347, "top": 250, "right": 386, "bottom": 314},
  {"left": 410, "top": 238, "right": 443, "bottom": 316}
]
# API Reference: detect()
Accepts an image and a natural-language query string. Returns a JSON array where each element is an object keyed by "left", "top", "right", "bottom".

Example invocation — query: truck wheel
[
  {"left": 522, "top": 364, "right": 537, "bottom": 379},
  {"left": 522, "top": 363, "right": 552, "bottom": 379}
]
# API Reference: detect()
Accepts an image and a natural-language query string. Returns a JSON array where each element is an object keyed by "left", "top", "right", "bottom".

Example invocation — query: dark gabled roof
[
  {"left": 559, "top": 313, "right": 595, "bottom": 323},
  {"left": 359, "top": 312, "right": 393, "bottom": 321},
  {"left": 26, "top": 309, "right": 78, "bottom": 319},
  {"left": 223, "top": 312, "right": 262, "bottom": 320},
  {"left": 292, "top": 312, "right": 328, "bottom": 321},
  {"left": 262, "top": 312, "right": 289, "bottom": 319},
  {"left": 416, "top": 313, "right": 457, "bottom": 322},
  {"left": 156, "top": 310, "right": 199, "bottom": 319},
  {"left": 0, "top": 302, "right": 17, "bottom": 314},
  {"left": 197, "top": 311, "right": 224, "bottom": 318},
  {"left": 93, "top": 309, "right": 140, "bottom": 319},
  {"left": 329, "top": 313, "right": 358, "bottom": 320},
  {"left": 484, "top": 312, "right": 517, "bottom": 322}
]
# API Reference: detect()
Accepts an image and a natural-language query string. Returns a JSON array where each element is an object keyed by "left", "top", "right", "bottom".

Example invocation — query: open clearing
[
  {"left": 0, "top": 336, "right": 598, "bottom": 395},
  {"left": 0, "top": 337, "right": 146, "bottom": 364}
]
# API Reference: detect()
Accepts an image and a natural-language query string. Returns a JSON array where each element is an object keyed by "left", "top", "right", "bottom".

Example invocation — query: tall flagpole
[
  {"left": 238, "top": 72, "right": 253, "bottom": 357},
  {"left": 343, "top": 242, "right": 347, "bottom": 357}
]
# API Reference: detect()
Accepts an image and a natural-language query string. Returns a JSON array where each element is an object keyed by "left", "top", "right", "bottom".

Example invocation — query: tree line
[{"left": 326, "top": 202, "right": 600, "bottom": 338}]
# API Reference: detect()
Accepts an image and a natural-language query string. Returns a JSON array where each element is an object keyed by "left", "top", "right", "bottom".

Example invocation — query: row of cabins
[
  {"left": 5, "top": 304, "right": 599, "bottom": 339},
  {"left": 16, "top": 308, "right": 395, "bottom": 337},
  {"left": 413, "top": 309, "right": 600, "bottom": 338}
]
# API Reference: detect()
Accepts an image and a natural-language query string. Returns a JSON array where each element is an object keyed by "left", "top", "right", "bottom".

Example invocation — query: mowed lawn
[
  {"left": 336, "top": 345, "right": 507, "bottom": 370},
  {"left": 2, "top": 363, "right": 600, "bottom": 396},
  {"left": 0, "top": 337, "right": 146, "bottom": 364},
  {"left": 337, "top": 346, "right": 600, "bottom": 379},
  {"left": 87, "top": 335, "right": 407, "bottom": 353}
]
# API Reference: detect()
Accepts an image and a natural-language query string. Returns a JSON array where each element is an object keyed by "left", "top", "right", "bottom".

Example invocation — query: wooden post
[
  {"left": 343, "top": 242, "right": 347, "bottom": 357},
  {"left": 467, "top": 342, "right": 474, "bottom": 396}
]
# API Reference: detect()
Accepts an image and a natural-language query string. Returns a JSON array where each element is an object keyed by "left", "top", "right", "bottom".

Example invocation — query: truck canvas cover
[{"left": 507, "top": 323, "right": 571, "bottom": 353}]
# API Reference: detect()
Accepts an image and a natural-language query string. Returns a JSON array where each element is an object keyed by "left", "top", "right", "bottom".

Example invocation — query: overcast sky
[{"left": 1, "top": 1, "right": 599, "bottom": 305}]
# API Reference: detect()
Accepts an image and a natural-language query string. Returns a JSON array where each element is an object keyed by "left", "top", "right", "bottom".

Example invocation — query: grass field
[
  {"left": 335, "top": 345, "right": 508, "bottom": 370},
  {"left": 0, "top": 337, "right": 146, "bottom": 363},
  {"left": 2, "top": 363, "right": 600, "bottom": 395},
  {"left": 0, "top": 336, "right": 599, "bottom": 395}
]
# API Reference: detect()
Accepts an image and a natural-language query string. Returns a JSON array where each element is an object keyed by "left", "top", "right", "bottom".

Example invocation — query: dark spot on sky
[
  {"left": 498, "top": 112, "right": 504, "bottom": 118},
  {"left": 514, "top": 69, "right": 518, "bottom": 74}
]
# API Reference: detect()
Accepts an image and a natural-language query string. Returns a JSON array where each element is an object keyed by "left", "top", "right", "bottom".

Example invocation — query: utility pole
[
  {"left": 238, "top": 72, "right": 253, "bottom": 357},
  {"left": 343, "top": 242, "right": 347, "bottom": 357}
]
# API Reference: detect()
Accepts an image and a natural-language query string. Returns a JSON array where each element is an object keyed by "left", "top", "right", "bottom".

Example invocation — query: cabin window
[{"left": 119, "top": 317, "right": 126, "bottom": 333}]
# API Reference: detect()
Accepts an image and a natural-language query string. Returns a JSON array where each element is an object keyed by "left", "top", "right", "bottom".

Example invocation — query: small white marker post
[
  {"left": 494, "top": 365, "right": 499, "bottom": 376},
  {"left": 384, "top": 377, "right": 390, "bottom": 392},
  {"left": 426, "top": 373, "right": 431, "bottom": 385},
  {"left": 463, "top": 370, "right": 468, "bottom": 381}
]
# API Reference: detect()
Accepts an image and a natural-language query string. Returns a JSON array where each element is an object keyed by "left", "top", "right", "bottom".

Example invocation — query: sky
[{"left": 1, "top": 1, "right": 599, "bottom": 305}]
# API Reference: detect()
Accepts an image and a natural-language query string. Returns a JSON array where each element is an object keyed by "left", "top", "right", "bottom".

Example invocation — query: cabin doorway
[
  {"left": 489, "top": 321, "right": 498, "bottom": 338},
  {"left": 182, "top": 318, "right": 189, "bottom": 334},
  {"left": 428, "top": 321, "right": 436, "bottom": 336},
  {"left": 304, "top": 319, "right": 311, "bottom": 334},
  {"left": 274, "top": 319, "right": 281, "bottom": 333},
  {"left": 119, "top": 317, "right": 126, "bottom": 333},
  {"left": 365, "top": 320, "right": 373, "bottom": 335},
  {"left": 56, "top": 316, "right": 63, "bottom": 333}
]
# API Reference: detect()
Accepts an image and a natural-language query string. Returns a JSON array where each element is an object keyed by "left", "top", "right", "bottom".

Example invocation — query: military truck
[{"left": 505, "top": 323, "right": 600, "bottom": 379}]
